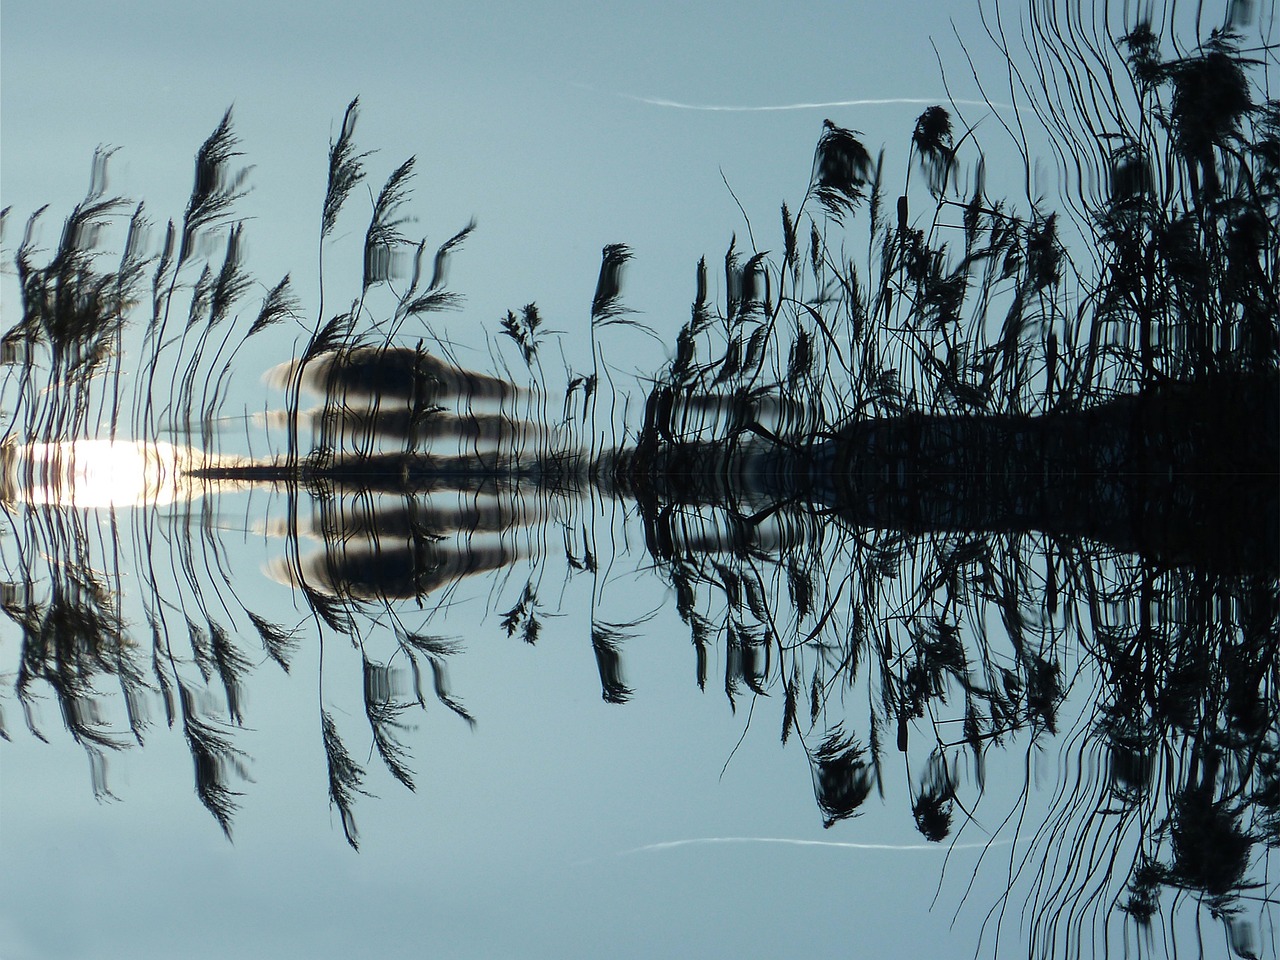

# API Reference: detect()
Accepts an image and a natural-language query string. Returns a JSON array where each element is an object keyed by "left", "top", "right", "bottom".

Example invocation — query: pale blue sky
[{"left": 2, "top": 0, "right": 1005, "bottom": 383}]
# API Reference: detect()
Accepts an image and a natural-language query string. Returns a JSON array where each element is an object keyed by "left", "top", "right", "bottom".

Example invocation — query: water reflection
[
  {"left": 267, "top": 489, "right": 541, "bottom": 600},
  {"left": 1, "top": 439, "right": 222, "bottom": 507},
  {"left": 4, "top": 449, "right": 1275, "bottom": 951},
  {"left": 3, "top": 4, "right": 1279, "bottom": 957}
]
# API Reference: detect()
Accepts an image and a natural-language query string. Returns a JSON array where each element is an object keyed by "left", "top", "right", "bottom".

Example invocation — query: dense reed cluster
[{"left": 628, "top": 4, "right": 1278, "bottom": 480}]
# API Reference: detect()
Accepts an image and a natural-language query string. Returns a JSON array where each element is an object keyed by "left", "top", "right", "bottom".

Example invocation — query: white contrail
[
  {"left": 618, "top": 93, "right": 1011, "bottom": 113},
  {"left": 619, "top": 836, "right": 1012, "bottom": 855}
]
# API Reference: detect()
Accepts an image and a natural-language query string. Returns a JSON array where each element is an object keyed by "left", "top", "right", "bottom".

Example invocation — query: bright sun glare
[{"left": 1, "top": 439, "right": 204, "bottom": 508}]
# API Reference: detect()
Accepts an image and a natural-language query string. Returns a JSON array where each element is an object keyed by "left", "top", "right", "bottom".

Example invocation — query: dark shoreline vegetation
[{"left": 2, "top": 2, "right": 1278, "bottom": 957}]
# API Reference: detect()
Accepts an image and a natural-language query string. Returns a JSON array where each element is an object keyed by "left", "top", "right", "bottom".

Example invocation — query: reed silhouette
[{"left": 1, "top": 1, "right": 1277, "bottom": 956}]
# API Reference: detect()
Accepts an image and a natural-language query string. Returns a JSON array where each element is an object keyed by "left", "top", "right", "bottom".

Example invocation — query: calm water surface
[{"left": 2, "top": 448, "right": 1272, "bottom": 959}]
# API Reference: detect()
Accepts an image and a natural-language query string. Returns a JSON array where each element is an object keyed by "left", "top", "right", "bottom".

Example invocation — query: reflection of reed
[
  {"left": 0, "top": 492, "right": 251, "bottom": 832},
  {"left": 631, "top": 479, "right": 1280, "bottom": 956},
  {"left": 1011, "top": 560, "right": 1280, "bottom": 956}
]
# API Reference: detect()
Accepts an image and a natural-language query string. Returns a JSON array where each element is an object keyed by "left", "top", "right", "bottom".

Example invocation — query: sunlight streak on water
[{"left": 0, "top": 439, "right": 229, "bottom": 508}]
